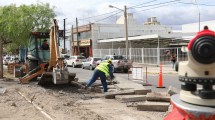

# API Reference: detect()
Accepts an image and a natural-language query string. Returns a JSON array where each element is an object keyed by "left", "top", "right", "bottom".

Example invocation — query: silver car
[{"left": 82, "top": 57, "right": 101, "bottom": 70}]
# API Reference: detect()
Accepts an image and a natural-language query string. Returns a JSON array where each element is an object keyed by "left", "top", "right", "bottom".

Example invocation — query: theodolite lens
[{"left": 191, "top": 36, "right": 215, "bottom": 64}]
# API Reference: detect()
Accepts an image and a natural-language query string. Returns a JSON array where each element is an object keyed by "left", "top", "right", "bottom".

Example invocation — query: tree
[{"left": 0, "top": 2, "right": 56, "bottom": 78}]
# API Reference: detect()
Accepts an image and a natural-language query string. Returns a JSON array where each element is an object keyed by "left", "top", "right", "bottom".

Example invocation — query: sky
[{"left": 1, "top": 0, "right": 215, "bottom": 30}]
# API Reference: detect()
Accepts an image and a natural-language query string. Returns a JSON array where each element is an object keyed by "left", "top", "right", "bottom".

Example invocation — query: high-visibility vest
[{"left": 96, "top": 62, "right": 109, "bottom": 77}]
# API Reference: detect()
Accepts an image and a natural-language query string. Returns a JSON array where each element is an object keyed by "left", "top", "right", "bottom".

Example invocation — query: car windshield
[
  {"left": 77, "top": 56, "right": 86, "bottom": 59},
  {"left": 94, "top": 58, "right": 101, "bottom": 61},
  {"left": 113, "top": 56, "right": 125, "bottom": 60}
]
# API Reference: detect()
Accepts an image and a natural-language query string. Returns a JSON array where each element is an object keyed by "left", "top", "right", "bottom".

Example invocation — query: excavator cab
[
  {"left": 27, "top": 32, "right": 51, "bottom": 70},
  {"left": 19, "top": 19, "right": 76, "bottom": 85},
  {"left": 28, "top": 32, "right": 50, "bottom": 62}
]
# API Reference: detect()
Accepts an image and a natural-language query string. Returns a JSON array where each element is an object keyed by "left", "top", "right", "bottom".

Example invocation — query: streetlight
[
  {"left": 193, "top": 0, "right": 200, "bottom": 31},
  {"left": 109, "top": 5, "right": 129, "bottom": 59}
]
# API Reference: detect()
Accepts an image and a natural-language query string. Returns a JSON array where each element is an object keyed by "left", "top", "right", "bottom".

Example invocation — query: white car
[
  {"left": 3, "top": 56, "right": 11, "bottom": 65},
  {"left": 66, "top": 56, "right": 86, "bottom": 68},
  {"left": 82, "top": 57, "right": 102, "bottom": 70}
]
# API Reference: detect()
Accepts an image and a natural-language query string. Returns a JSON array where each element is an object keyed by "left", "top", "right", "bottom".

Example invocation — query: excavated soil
[{"left": 0, "top": 72, "right": 167, "bottom": 120}]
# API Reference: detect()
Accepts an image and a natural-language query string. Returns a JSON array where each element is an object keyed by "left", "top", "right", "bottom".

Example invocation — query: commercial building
[{"left": 70, "top": 14, "right": 188, "bottom": 58}]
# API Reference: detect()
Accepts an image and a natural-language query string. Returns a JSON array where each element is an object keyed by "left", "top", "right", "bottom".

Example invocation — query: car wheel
[
  {"left": 89, "top": 65, "right": 93, "bottom": 70},
  {"left": 123, "top": 69, "right": 128, "bottom": 73},
  {"left": 82, "top": 65, "right": 85, "bottom": 69},
  {"left": 72, "top": 63, "right": 75, "bottom": 68}
]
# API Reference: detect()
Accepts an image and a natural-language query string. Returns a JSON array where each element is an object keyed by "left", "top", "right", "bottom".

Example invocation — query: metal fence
[{"left": 93, "top": 47, "right": 188, "bottom": 65}]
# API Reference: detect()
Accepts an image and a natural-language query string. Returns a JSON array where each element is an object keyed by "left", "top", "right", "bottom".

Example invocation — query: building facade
[{"left": 71, "top": 14, "right": 184, "bottom": 57}]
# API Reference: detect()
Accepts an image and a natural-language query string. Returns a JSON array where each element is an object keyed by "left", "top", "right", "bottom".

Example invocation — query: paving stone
[
  {"left": 135, "top": 89, "right": 152, "bottom": 95},
  {"left": 104, "top": 90, "right": 135, "bottom": 99},
  {"left": 146, "top": 92, "right": 170, "bottom": 102},
  {"left": 137, "top": 101, "right": 170, "bottom": 112},
  {"left": 115, "top": 95, "right": 146, "bottom": 103}
]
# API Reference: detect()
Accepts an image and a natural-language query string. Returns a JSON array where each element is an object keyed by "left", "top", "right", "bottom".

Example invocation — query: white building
[
  {"left": 182, "top": 20, "right": 215, "bottom": 40},
  {"left": 71, "top": 14, "right": 186, "bottom": 57}
]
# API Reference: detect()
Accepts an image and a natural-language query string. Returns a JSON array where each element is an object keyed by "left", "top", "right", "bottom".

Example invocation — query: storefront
[
  {"left": 72, "top": 39, "right": 92, "bottom": 57},
  {"left": 71, "top": 24, "right": 92, "bottom": 57}
]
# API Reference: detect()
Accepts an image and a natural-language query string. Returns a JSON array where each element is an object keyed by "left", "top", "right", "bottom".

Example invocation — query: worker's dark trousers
[{"left": 86, "top": 69, "right": 107, "bottom": 92}]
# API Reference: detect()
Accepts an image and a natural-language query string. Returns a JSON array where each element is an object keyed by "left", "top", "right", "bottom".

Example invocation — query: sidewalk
[{"left": 132, "top": 63, "right": 178, "bottom": 74}]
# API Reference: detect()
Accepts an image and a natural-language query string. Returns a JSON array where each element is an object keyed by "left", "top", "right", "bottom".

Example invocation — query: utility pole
[
  {"left": 71, "top": 25, "right": 74, "bottom": 55},
  {"left": 124, "top": 5, "right": 129, "bottom": 59},
  {"left": 63, "top": 19, "right": 66, "bottom": 52},
  {"left": 76, "top": 17, "right": 80, "bottom": 55},
  {"left": 0, "top": 39, "right": 3, "bottom": 78}
]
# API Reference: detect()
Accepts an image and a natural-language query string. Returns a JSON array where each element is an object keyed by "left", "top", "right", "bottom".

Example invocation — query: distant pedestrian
[{"left": 170, "top": 54, "right": 176, "bottom": 69}]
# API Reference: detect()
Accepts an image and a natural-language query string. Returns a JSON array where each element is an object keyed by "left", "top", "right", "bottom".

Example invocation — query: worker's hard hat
[{"left": 107, "top": 59, "right": 112, "bottom": 63}]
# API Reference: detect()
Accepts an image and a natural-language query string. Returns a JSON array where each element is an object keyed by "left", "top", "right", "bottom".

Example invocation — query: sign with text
[{"left": 72, "top": 39, "right": 91, "bottom": 46}]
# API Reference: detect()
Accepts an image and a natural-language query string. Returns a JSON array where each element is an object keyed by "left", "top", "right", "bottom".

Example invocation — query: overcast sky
[{"left": 1, "top": 0, "right": 215, "bottom": 30}]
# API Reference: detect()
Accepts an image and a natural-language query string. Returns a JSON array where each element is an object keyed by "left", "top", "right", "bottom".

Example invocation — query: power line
[
  {"left": 128, "top": 0, "right": 158, "bottom": 9},
  {"left": 78, "top": 10, "right": 120, "bottom": 20},
  {"left": 131, "top": 0, "right": 181, "bottom": 9},
  {"left": 92, "top": 11, "right": 122, "bottom": 23},
  {"left": 132, "top": 1, "right": 181, "bottom": 13},
  {"left": 179, "top": 2, "right": 215, "bottom": 6}
]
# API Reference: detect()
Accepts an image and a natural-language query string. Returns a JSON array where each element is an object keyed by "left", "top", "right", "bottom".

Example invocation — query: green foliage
[{"left": 0, "top": 2, "right": 56, "bottom": 53}]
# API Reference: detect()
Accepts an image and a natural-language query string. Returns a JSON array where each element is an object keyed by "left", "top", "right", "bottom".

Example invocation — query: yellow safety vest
[{"left": 96, "top": 62, "right": 109, "bottom": 77}]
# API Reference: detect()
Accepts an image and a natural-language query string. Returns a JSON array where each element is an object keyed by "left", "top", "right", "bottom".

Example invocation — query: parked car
[
  {"left": 82, "top": 57, "right": 102, "bottom": 70},
  {"left": 10, "top": 57, "right": 19, "bottom": 63},
  {"left": 66, "top": 56, "right": 86, "bottom": 68},
  {"left": 3, "top": 56, "right": 11, "bottom": 65},
  {"left": 60, "top": 54, "right": 70, "bottom": 59},
  {"left": 97, "top": 55, "right": 133, "bottom": 73}
]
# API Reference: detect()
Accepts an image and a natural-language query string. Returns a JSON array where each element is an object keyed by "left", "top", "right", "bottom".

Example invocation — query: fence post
[
  {"left": 157, "top": 48, "right": 160, "bottom": 66},
  {"left": 129, "top": 48, "right": 132, "bottom": 60},
  {"left": 141, "top": 48, "right": 144, "bottom": 64}
]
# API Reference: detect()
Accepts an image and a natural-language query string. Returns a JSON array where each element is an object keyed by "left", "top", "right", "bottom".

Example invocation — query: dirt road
[{"left": 0, "top": 75, "right": 167, "bottom": 120}]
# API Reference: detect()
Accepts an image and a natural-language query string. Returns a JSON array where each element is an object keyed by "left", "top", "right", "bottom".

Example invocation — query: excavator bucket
[{"left": 38, "top": 68, "right": 76, "bottom": 85}]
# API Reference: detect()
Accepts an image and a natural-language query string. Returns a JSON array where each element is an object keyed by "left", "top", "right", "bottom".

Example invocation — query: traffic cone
[{"left": 157, "top": 63, "right": 165, "bottom": 88}]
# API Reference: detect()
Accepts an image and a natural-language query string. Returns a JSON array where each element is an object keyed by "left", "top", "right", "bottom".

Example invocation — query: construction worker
[
  {"left": 83, "top": 59, "right": 115, "bottom": 92},
  {"left": 40, "top": 39, "right": 49, "bottom": 50}
]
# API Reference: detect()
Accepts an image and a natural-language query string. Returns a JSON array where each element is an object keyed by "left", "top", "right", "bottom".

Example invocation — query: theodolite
[{"left": 165, "top": 29, "right": 215, "bottom": 120}]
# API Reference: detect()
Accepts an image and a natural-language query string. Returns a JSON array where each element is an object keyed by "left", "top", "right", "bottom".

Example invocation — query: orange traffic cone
[{"left": 157, "top": 63, "right": 165, "bottom": 88}]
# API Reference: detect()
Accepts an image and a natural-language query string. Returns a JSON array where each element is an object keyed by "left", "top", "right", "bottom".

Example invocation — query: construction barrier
[
  {"left": 8, "top": 63, "right": 15, "bottom": 74},
  {"left": 14, "top": 64, "right": 22, "bottom": 78},
  {"left": 7, "top": 63, "right": 23, "bottom": 77},
  {"left": 128, "top": 67, "right": 151, "bottom": 86}
]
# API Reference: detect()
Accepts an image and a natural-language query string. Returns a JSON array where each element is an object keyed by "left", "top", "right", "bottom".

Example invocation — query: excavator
[{"left": 19, "top": 19, "right": 76, "bottom": 85}]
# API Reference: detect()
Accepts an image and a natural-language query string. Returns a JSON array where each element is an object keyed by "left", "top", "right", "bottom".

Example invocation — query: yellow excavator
[{"left": 19, "top": 19, "right": 76, "bottom": 85}]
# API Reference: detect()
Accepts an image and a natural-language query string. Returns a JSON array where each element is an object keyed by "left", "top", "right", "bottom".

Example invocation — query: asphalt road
[{"left": 68, "top": 67, "right": 181, "bottom": 92}]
